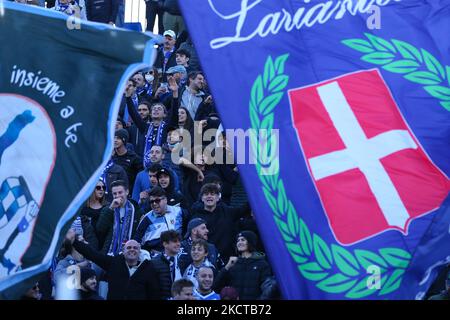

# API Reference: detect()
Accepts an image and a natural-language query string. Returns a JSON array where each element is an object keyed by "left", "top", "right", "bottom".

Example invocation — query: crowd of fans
[{"left": 12, "top": 0, "right": 280, "bottom": 301}]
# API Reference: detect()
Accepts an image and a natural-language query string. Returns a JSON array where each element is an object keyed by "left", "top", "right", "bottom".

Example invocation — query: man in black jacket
[
  {"left": 112, "top": 129, "right": 143, "bottom": 194},
  {"left": 72, "top": 238, "right": 160, "bottom": 300},
  {"left": 150, "top": 230, "right": 186, "bottom": 299}
]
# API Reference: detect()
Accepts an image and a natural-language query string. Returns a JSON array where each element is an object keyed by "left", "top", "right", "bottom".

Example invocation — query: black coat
[
  {"left": 190, "top": 202, "right": 249, "bottom": 261},
  {"left": 73, "top": 240, "right": 160, "bottom": 300},
  {"left": 214, "top": 253, "right": 272, "bottom": 300},
  {"left": 112, "top": 149, "right": 143, "bottom": 193},
  {"left": 150, "top": 254, "right": 173, "bottom": 300}
]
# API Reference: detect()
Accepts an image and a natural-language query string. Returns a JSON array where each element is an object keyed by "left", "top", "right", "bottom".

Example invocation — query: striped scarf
[
  {"left": 137, "top": 82, "right": 152, "bottom": 98},
  {"left": 108, "top": 201, "right": 135, "bottom": 256},
  {"left": 143, "top": 121, "right": 166, "bottom": 168}
]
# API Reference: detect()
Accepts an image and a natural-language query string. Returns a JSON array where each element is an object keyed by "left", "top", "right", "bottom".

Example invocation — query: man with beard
[
  {"left": 76, "top": 268, "right": 103, "bottom": 300},
  {"left": 181, "top": 218, "right": 222, "bottom": 268},
  {"left": 194, "top": 266, "right": 220, "bottom": 300}
]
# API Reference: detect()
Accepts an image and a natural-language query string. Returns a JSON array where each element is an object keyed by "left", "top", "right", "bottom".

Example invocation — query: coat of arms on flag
[{"left": 288, "top": 69, "right": 449, "bottom": 245}]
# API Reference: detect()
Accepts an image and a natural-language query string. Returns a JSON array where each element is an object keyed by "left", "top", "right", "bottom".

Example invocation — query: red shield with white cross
[{"left": 288, "top": 69, "right": 450, "bottom": 245}]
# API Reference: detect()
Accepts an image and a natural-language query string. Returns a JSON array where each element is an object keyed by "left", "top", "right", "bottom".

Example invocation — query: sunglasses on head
[{"left": 95, "top": 185, "right": 105, "bottom": 191}]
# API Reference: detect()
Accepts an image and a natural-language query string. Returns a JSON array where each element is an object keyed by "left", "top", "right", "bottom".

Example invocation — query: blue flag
[
  {"left": 0, "top": 2, "right": 155, "bottom": 298},
  {"left": 179, "top": 0, "right": 450, "bottom": 299}
]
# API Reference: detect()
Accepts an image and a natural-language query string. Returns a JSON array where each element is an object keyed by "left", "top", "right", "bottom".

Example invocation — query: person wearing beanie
[
  {"left": 76, "top": 267, "right": 103, "bottom": 300},
  {"left": 112, "top": 129, "right": 143, "bottom": 195},
  {"left": 214, "top": 230, "right": 272, "bottom": 300},
  {"left": 180, "top": 218, "right": 223, "bottom": 269}
]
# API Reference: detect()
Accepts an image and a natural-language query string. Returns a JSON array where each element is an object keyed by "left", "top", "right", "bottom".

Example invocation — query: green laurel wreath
[
  {"left": 249, "top": 54, "right": 412, "bottom": 298},
  {"left": 342, "top": 33, "right": 450, "bottom": 111}
]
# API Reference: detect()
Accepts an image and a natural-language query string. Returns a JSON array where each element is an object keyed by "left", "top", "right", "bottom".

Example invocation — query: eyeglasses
[
  {"left": 149, "top": 197, "right": 165, "bottom": 204},
  {"left": 95, "top": 185, "right": 105, "bottom": 191}
]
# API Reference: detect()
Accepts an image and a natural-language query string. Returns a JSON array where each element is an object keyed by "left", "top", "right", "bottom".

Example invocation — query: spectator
[
  {"left": 154, "top": 30, "right": 178, "bottom": 76},
  {"left": 133, "top": 163, "right": 162, "bottom": 204},
  {"left": 134, "top": 187, "right": 185, "bottom": 253},
  {"left": 175, "top": 48, "right": 194, "bottom": 76},
  {"left": 181, "top": 218, "right": 222, "bottom": 268},
  {"left": 156, "top": 167, "right": 186, "bottom": 209},
  {"left": 20, "top": 282, "right": 42, "bottom": 300},
  {"left": 180, "top": 239, "right": 215, "bottom": 289},
  {"left": 112, "top": 129, "right": 143, "bottom": 194},
  {"left": 72, "top": 238, "right": 160, "bottom": 300},
  {"left": 194, "top": 266, "right": 220, "bottom": 300},
  {"left": 191, "top": 183, "right": 249, "bottom": 261},
  {"left": 96, "top": 180, "right": 142, "bottom": 255},
  {"left": 132, "top": 72, "right": 153, "bottom": 102},
  {"left": 151, "top": 230, "right": 185, "bottom": 299},
  {"left": 76, "top": 268, "right": 103, "bottom": 300},
  {"left": 127, "top": 101, "right": 151, "bottom": 158},
  {"left": 214, "top": 231, "right": 272, "bottom": 300},
  {"left": 180, "top": 71, "right": 206, "bottom": 119},
  {"left": 79, "top": 180, "right": 107, "bottom": 238},
  {"left": 171, "top": 278, "right": 195, "bottom": 300},
  {"left": 125, "top": 89, "right": 170, "bottom": 170},
  {"left": 53, "top": 229, "right": 91, "bottom": 283}
]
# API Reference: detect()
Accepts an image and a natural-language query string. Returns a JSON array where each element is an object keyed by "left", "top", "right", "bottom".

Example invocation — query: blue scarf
[
  {"left": 162, "top": 47, "right": 175, "bottom": 73},
  {"left": 137, "top": 82, "right": 152, "bottom": 98},
  {"left": 108, "top": 201, "right": 135, "bottom": 256},
  {"left": 143, "top": 121, "right": 167, "bottom": 168}
]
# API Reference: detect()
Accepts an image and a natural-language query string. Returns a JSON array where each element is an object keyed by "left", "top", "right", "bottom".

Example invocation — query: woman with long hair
[{"left": 80, "top": 180, "right": 107, "bottom": 235}]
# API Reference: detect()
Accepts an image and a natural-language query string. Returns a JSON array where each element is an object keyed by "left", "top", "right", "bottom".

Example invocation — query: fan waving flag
[
  {"left": 179, "top": 0, "right": 450, "bottom": 299},
  {"left": 0, "top": 2, "right": 155, "bottom": 299}
]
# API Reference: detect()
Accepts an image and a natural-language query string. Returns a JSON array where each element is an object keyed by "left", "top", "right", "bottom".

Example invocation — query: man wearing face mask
[{"left": 132, "top": 72, "right": 153, "bottom": 102}]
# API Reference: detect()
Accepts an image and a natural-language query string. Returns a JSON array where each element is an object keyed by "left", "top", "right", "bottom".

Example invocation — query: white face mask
[{"left": 145, "top": 74, "right": 154, "bottom": 83}]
